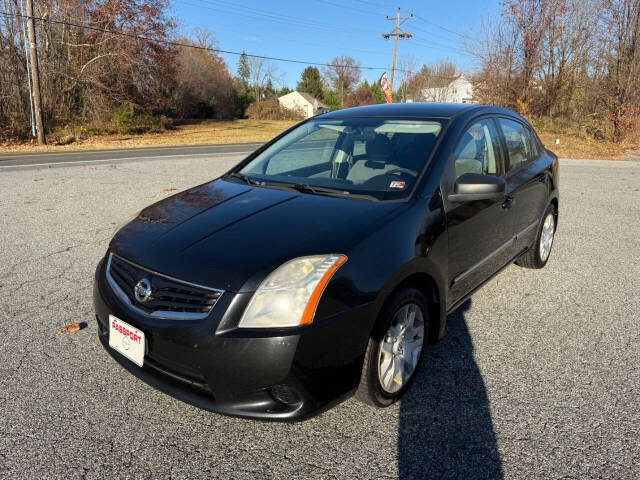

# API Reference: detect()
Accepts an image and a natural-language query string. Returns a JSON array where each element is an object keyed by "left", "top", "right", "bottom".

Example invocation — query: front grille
[{"left": 106, "top": 253, "right": 223, "bottom": 320}]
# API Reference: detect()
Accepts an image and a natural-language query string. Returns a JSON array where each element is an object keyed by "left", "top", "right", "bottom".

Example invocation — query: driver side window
[{"left": 453, "top": 119, "right": 502, "bottom": 180}]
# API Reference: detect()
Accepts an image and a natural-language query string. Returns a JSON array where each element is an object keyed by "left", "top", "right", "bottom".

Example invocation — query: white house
[
  {"left": 422, "top": 76, "right": 474, "bottom": 104},
  {"left": 278, "top": 91, "right": 328, "bottom": 118}
]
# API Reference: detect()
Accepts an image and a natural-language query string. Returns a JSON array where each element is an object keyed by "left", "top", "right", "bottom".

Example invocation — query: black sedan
[{"left": 94, "top": 103, "right": 559, "bottom": 420}]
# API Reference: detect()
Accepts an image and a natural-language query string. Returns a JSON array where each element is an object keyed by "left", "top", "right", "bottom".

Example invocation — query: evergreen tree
[
  {"left": 371, "top": 84, "right": 385, "bottom": 104},
  {"left": 322, "top": 90, "right": 341, "bottom": 111},
  {"left": 262, "top": 79, "right": 276, "bottom": 99},
  {"left": 297, "top": 66, "right": 324, "bottom": 99},
  {"left": 237, "top": 52, "right": 250, "bottom": 88}
]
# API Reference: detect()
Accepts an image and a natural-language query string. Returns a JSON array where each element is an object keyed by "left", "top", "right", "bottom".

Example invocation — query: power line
[
  {"left": 414, "top": 14, "right": 474, "bottom": 41},
  {"left": 411, "top": 36, "right": 473, "bottom": 58},
  {"left": 178, "top": 0, "right": 381, "bottom": 44},
  {"left": 354, "top": 0, "right": 396, "bottom": 8},
  {"left": 183, "top": 0, "right": 470, "bottom": 59},
  {"left": 184, "top": 0, "right": 379, "bottom": 36},
  {"left": 178, "top": 18, "right": 389, "bottom": 57},
  {"left": 185, "top": 0, "right": 474, "bottom": 59},
  {"left": 0, "top": 10, "right": 417, "bottom": 74},
  {"left": 313, "top": 0, "right": 382, "bottom": 17},
  {"left": 0, "top": 10, "right": 462, "bottom": 81}
]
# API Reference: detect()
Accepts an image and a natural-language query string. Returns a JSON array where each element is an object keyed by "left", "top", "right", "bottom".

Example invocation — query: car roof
[{"left": 320, "top": 102, "right": 516, "bottom": 120}]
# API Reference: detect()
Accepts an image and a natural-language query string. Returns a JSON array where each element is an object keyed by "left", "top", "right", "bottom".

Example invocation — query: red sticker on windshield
[{"left": 390, "top": 180, "right": 406, "bottom": 189}]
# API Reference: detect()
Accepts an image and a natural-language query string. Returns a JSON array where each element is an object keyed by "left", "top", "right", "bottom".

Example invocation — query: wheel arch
[{"left": 370, "top": 262, "right": 447, "bottom": 345}]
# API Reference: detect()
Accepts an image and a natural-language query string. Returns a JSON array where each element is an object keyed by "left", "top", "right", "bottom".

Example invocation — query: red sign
[{"left": 380, "top": 72, "right": 392, "bottom": 104}]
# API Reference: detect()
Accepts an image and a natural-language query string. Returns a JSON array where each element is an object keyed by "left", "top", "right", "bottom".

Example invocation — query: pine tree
[
  {"left": 296, "top": 66, "right": 324, "bottom": 99},
  {"left": 237, "top": 52, "right": 250, "bottom": 89}
]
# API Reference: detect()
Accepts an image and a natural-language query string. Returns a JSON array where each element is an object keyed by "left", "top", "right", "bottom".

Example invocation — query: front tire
[
  {"left": 516, "top": 204, "right": 556, "bottom": 269},
  {"left": 355, "top": 288, "right": 429, "bottom": 407}
]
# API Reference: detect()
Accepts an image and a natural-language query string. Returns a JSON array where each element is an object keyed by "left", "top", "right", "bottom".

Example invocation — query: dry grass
[
  {"left": 2, "top": 117, "right": 638, "bottom": 160},
  {"left": 0, "top": 119, "right": 298, "bottom": 153},
  {"left": 537, "top": 131, "right": 634, "bottom": 160},
  {"left": 533, "top": 117, "right": 640, "bottom": 160}
]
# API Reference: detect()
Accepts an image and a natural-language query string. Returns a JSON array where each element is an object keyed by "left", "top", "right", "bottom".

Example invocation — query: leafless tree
[
  {"left": 470, "top": 0, "right": 639, "bottom": 140},
  {"left": 322, "top": 56, "right": 361, "bottom": 107},
  {"left": 409, "top": 60, "right": 458, "bottom": 102},
  {"left": 396, "top": 56, "right": 416, "bottom": 103},
  {"left": 600, "top": 0, "right": 640, "bottom": 139},
  {"left": 247, "top": 56, "right": 280, "bottom": 101}
]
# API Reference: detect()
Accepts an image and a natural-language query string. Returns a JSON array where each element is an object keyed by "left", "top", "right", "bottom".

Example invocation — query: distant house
[
  {"left": 422, "top": 76, "right": 474, "bottom": 104},
  {"left": 278, "top": 91, "right": 328, "bottom": 118}
]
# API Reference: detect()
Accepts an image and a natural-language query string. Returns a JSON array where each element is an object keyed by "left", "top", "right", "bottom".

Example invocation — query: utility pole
[
  {"left": 19, "top": 0, "right": 36, "bottom": 137},
  {"left": 382, "top": 8, "right": 413, "bottom": 92},
  {"left": 25, "top": 0, "right": 45, "bottom": 145}
]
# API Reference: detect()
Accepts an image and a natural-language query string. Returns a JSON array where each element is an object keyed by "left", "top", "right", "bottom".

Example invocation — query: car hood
[{"left": 110, "top": 178, "right": 405, "bottom": 292}]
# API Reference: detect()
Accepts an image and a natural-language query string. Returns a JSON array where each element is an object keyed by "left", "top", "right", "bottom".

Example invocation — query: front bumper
[{"left": 93, "top": 258, "right": 372, "bottom": 421}]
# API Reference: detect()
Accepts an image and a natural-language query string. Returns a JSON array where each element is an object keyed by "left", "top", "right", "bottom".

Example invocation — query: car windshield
[{"left": 237, "top": 117, "right": 445, "bottom": 200}]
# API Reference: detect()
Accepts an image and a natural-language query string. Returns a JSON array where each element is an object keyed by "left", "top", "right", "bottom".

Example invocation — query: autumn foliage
[
  {"left": 0, "top": 0, "right": 239, "bottom": 141},
  {"left": 471, "top": 0, "right": 640, "bottom": 142}
]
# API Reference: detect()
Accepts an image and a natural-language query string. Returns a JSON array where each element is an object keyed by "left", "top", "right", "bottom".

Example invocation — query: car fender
[{"left": 368, "top": 256, "right": 448, "bottom": 343}]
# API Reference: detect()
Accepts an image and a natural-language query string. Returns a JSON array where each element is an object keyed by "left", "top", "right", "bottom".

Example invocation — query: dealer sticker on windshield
[
  {"left": 389, "top": 180, "right": 406, "bottom": 189},
  {"left": 109, "top": 315, "right": 145, "bottom": 367}
]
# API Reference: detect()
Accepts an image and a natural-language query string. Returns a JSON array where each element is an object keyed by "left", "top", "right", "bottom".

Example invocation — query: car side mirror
[{"left": 448, "top": 173, "right": 506, "bottom": 202}]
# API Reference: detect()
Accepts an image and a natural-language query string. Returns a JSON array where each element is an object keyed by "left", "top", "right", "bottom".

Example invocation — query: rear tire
[
  {"left": 516, "top": 203, "right": 556, "bottom": 269},
  {"left": 355, "top": 288, "right": 429, "bottom": 407}
]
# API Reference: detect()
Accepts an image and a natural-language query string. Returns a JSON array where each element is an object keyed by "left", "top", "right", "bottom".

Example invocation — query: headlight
[{"left": 238, "top": 254, "right": 347, "bottom": 328}]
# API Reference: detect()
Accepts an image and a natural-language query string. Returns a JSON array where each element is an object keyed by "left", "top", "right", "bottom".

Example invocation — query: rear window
[{"left": 239, "top": 117, "right": 445, "bottom": 200}]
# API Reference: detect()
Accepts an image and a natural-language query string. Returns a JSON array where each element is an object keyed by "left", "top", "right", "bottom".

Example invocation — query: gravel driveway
[{"left": 0, "top": 157, "right": 638, "bottom": 479}]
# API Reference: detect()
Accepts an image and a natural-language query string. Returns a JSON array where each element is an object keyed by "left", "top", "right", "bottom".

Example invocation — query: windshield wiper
[
  {"left": 225, "top": 172, "right": 260, "bottom": 185},
  {"left": 290, "top": 183, "right": 318, "bottom": 194},
  {"left": 277, "top": 182, "right": 377, "bottom": 201}
]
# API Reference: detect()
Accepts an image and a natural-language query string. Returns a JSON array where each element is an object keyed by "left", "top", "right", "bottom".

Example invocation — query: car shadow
[{"left": 397, "top": 300, "right": 503, "bottom": 479}]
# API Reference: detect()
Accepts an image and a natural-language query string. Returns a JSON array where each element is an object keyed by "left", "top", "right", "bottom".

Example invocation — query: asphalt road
[
  {"left": 0, "top": 142, "right": 263, "bottom": 169},
  {"left": 0, "top": 154, "right": 639, "bottom": 479}
]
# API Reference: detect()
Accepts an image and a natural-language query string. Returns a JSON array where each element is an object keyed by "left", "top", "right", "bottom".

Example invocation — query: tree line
[
  {"left": 471, "top": 0, "right": 640, "bottom": 142},
  {"left": 1, "top": 0, "right": 636, "bottom": 143},
  {"left": 0, "top": 0, "right": 453, "bottom": 142}
]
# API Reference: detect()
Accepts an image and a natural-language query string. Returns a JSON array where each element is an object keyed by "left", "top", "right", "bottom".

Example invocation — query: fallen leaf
[{"left": 58, "top": 322, "right": 86, "bottom": 334}]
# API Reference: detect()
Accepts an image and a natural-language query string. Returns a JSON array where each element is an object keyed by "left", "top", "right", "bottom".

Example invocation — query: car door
[
  {"left": 496, "top": 117, "right": 549, "bottom": 250},
  {"left": 444, "top": 117, "right": 516, "bottom": 308}
]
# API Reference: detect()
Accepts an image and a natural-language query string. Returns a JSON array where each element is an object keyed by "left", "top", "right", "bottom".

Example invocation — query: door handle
[{"left": 502, "top": 196, "right": 514, "bottom": 210}]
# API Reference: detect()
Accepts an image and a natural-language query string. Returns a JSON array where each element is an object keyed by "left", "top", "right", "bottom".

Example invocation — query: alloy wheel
[
  {"left": 377, "top": 303, "right": 425, "bottom": 394},
  {"left": 539, "top": 213, "right": 555, "bottom": 262}
]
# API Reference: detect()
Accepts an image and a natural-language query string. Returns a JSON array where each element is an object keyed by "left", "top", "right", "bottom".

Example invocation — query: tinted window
[
  {"left": 498, "top": 118, "right": 534, "bottom": 171},
  {"left": 526, "top": 126, "right": 540, "bottom": 157},
  {"left": 453, "top": 119, "right": 502, "bottom": 179},
  {"left": 265, "top": 128, "right": 339, "bottom": 175},
  {"left": 240, "top": 118, "right": 444, "bottom": 200}
]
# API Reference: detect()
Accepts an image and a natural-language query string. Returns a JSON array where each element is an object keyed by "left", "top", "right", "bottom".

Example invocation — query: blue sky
[{"left": 172, "top": 0, "right": 501, "bottom": 88}]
